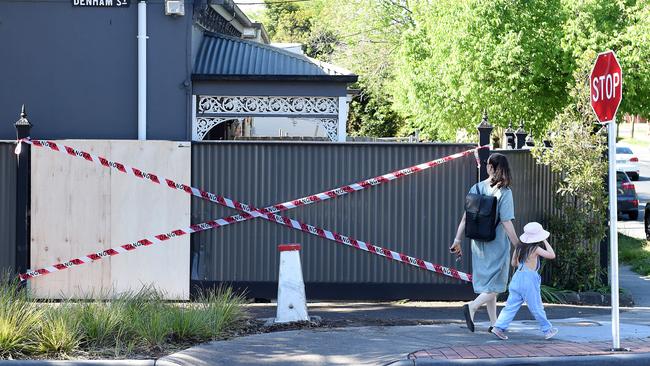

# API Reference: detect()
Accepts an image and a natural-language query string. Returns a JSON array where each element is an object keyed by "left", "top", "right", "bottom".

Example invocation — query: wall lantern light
[{"left": 165, "top": 0, "right": 184, "bottom": 16}]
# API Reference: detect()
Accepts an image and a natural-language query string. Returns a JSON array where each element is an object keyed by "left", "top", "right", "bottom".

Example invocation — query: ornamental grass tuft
[{"left": 0, "top": 276, "right": 247, "bottom": 360}]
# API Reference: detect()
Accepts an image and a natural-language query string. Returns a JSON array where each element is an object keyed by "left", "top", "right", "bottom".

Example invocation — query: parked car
[
  {"left": 618, "top": 171, "right": 639, "bottom": 220},
  {"left": 644, "top": 203, "right": 650, "bottom": 240},
  {"left": 616, "top": 145, "right": 640, "bottom": 180}
]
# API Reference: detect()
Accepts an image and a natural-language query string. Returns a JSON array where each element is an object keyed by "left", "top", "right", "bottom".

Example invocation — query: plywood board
[{"left": 30, "top": 140, "right": 191, "bottom": 299}]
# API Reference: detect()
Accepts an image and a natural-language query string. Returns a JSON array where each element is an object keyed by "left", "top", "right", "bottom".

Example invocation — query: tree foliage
[
  {"left": 263, "top": 0, "right": 314, "bottom": 44},
  {"left": 347, "top": 90, "right": 403, "bottom": 137},
  {"left": 391, "top": 0, "right": 571, "bottom": 140},
  {"left": 261, "top": 0, "right": 650, "bottom": 140},
  {"left": 531, "top": 51, "right": 608, "bottom": 291},
  {"left": 263, "top": 0, "right": 408, "bottom": 137}
]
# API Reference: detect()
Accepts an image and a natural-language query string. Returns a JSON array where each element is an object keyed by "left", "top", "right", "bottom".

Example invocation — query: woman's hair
[
  {"left": 516, "top": 241, "right": 542, "bottom": 264},
  {"left": 488, "top": 153, "right": 511, "bottom": 188}
]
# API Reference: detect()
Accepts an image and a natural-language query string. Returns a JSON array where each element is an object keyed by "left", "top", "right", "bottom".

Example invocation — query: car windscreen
[
  {"left": 617, "top": 172, "right": 629, "bottom": 182},
  {"left": 617, "top": 147, "right": 633, "bottom": 154}
]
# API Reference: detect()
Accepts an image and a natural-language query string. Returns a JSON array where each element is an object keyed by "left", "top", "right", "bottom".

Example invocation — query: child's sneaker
[
  {"left": 491, "top": 327, "right": 508, "bottom": 340},
  {"left": 544, "top": 328, "right": 558, "bottom": 339}
]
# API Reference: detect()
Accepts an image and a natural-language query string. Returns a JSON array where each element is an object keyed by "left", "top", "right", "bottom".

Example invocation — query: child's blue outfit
[{"left": 493, "top": 258, "right": 552, "bottom": 334}]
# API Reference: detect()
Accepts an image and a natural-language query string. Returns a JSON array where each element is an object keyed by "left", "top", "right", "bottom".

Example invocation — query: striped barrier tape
[
  {"left": 20, "top": 210, "right": 472, "bottom": 282},
  {"left": 20, "top": 139, "right": 485, "bottom": 217},
  {"left": 18, "top": 139, "right": 486, "bottom": 282}
]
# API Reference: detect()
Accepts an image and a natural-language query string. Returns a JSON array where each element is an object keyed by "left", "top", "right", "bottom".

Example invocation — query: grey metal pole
[{"left": 607, "top": 119, "right": 621, "bottom": 350}]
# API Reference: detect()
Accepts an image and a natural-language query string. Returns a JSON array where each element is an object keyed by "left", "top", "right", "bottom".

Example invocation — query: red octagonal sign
[{"left": 590, "top": 51, "right": 622, "bottom": 123}]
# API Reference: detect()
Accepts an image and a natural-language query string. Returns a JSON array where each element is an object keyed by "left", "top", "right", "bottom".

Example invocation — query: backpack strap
[{"left": 493, "top": 186, "right": 501, "bottom": 229}]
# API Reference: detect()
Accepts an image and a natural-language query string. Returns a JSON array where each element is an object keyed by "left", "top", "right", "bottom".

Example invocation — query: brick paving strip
[{"left": 408, "top": 338, "right": 650, "bottom": 360}]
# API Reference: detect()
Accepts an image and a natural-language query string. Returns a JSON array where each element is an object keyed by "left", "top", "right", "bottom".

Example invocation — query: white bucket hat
[{"left": 519, "top": 222, "right": 550, "bottom": 244}]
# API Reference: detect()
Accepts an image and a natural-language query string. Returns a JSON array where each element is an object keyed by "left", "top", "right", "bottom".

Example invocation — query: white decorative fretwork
[
  {"left": 320, "top": 119, "right": 338, "bottom": 142},
  {"left": 194, "top": 117, "right": 244, "bottom": 140},
  {"left": 198, "top": 96, "right": 338, "bottom": 116}
]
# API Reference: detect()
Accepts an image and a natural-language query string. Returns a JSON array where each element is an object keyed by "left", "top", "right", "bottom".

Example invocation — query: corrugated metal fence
[
  {"left": 0, "top": 142, "right": 16, "bottom": 273},
  {"left": 498, "top": 150, "right": 557, "bottom": 236},
  {"left": 190, "top": 144, "right": 559, "bottom": 300},
  {"left": 192, "top": 142, "right": 464, "bottom": 299},
  {"left": 0, "top": 141, "right": 560, "bottom": 300}
]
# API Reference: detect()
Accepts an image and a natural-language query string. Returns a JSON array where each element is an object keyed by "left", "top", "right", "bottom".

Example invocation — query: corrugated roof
[{"left": 193, "top": 33, "right": 357, "bottom": 82}]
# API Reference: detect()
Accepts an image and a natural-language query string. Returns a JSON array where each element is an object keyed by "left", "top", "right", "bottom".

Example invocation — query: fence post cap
[{"left": 477, "top": 110, "right": 493, "bottom": 130}]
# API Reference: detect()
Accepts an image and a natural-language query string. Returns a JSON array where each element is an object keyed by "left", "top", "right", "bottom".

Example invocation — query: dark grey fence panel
[
  {"left": 497, "top": 150, "right": 557, "bottom": 237},
  {"left": 0, "top": 142, "right": 16, "bottom": 273},
  {"left": 191, "top": 142, "right": 477, "bottom": 299}
]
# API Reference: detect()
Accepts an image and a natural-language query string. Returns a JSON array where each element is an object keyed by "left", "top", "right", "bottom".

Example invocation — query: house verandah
[{"left": 190, "top": 33, "right": 358, "bottom": 142}]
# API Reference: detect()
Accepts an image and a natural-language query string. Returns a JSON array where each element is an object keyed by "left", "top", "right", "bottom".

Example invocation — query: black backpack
[{"left": 464, "top": 184, "right": 500, "bottom": 242}]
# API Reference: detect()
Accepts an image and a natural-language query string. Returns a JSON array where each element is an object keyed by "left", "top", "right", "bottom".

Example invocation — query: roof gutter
[{"left": 192, "top": 74, "right": 359, "bottom": 83}]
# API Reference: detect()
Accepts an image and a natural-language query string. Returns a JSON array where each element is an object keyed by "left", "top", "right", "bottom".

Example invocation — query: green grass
[
  {"left": 0, "top": 273, "right": 247, "bottom": 360},
  {"left": 34, "top": 310, "right": 82, "bottom": 357},
  {"left": 0, "top": 273, "right": 42, "bottom": 357},
  {"left": 618, "top": 233, "right": 650, "bottom": 276},
  {"left": 618, "top": 137, "right": 650, "bottom": 148}
]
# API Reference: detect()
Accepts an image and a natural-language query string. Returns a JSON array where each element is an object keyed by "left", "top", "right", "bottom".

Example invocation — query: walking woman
[{"left": 449, "top": 153, "right": 519, "bottom": 332}]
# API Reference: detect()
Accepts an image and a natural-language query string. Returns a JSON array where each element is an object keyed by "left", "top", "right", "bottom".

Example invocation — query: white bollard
[{"left": 275, "top": 244, "right": 309, "bottom": 323}]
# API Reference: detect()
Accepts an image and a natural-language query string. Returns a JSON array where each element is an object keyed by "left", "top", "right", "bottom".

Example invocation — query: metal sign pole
[{"left": 607, "top": 118, "right": 621, "bottom": 350}]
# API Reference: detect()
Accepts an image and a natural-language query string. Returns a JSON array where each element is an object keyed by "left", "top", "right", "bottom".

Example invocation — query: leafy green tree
[
  {"left": 347, "top": 89, "right": 404, "bottom": 137},
  {"left": 557, "top": 0, "right": 650, "bottom": 128},
  {"left": 531, "top": 50, "right": 608, "bottom": 291},
  {"left": 615, "top": 2, "right": 650, "bottom": 118},
  {"left": 310, "top": 0, "right": 414, "bottom": 136},
  {"left": 263, "top": 0, "right": 409, "bottom": 137},
  {"left": 391, "top": 0, "right": 571, "bottom": 141},
  {"left": 263, "top": 0, "right": 314, "bottom": 43}
]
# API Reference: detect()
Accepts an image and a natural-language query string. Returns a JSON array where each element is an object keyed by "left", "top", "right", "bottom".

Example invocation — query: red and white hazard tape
[
  {"left": 20, "top": 139, "right": 484, "bottom": 217},
  {"left": 19, "top": 217, "right": 248, "bottom": 281},
  {"left": 20, "top": 211, "right": 471, "bottom": 282},
  {"left": 18, "top": 139, "right": 484, "bottom": 282},
  {"left": 261, "top": 211, "right": 472, "bottom": 282}
]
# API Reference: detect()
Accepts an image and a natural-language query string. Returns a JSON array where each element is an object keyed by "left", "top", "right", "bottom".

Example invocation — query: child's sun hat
[{"left": 519, "top": 222, "right": 550, "bottom": 243}]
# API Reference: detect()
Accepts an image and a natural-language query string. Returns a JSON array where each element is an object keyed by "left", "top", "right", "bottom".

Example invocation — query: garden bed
[{"left": 0, "top": 273, "right": 248, "bottom": 361}]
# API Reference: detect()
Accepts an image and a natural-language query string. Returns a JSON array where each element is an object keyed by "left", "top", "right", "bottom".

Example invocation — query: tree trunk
[{"left": 631, "top": 114, "right": 636, "bottom": 138}]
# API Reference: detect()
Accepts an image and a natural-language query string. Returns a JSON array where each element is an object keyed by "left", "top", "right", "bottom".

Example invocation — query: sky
[{"left": 235, "top": 0, "right": 266, "bottom": 20}]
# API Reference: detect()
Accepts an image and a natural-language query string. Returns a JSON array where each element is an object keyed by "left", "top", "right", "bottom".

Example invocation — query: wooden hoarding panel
[{"left": 31, "top": 140, "right": 190, "bottom": 299}]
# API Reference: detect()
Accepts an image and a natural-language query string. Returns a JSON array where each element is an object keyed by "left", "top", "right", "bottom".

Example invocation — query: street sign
[
  {"left": 591, "top": 50, "right": 623, "bottom": 351},
  {"left": 72, "top": 0, "right": 130, "bottom": 7},
  {"left": 590, "top": 51, "right": 622, "bottom": 123}
]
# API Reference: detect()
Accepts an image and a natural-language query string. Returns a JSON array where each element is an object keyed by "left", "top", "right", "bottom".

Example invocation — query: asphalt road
[{"left": 618, "top": 145, "right": 650, "bottom": 239}]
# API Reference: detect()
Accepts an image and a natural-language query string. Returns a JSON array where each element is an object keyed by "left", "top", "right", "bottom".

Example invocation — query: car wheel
[{"left": 629, "top": 210, "right": 639, "bottom": 220}]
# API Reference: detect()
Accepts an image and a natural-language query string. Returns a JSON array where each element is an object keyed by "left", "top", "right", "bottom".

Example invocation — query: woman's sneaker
[
  {"left": 491, "top": 327, "right": 508, "bottom": 340},
  {"left": 544, "top": 328, "right": 559, "bottom": 339}
]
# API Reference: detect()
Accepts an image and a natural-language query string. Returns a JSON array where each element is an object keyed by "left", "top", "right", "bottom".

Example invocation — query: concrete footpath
[
  {"left": 157, "top": 310, "right": 650, "bottom": 366},
  {"left": 0, "top": 306, "right": 648, "bottom": 366}
]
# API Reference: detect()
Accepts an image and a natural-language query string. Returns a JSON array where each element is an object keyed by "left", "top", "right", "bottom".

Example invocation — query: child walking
[{"left": 490, "top": 222, "right": 558, "bottom": 340}]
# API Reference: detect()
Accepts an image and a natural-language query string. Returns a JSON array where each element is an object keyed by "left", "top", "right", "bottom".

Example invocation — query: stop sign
[{"left": 590, "top": 51, "right": 622, "bottom": 123}]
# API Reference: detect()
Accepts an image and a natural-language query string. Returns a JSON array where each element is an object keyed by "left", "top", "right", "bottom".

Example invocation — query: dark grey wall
[
  {"left": 0, "top": 0, "right": 192, "bottom": 140},
  {"left": 0, "top": 142, "right": 17, "bottom": 273}
]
